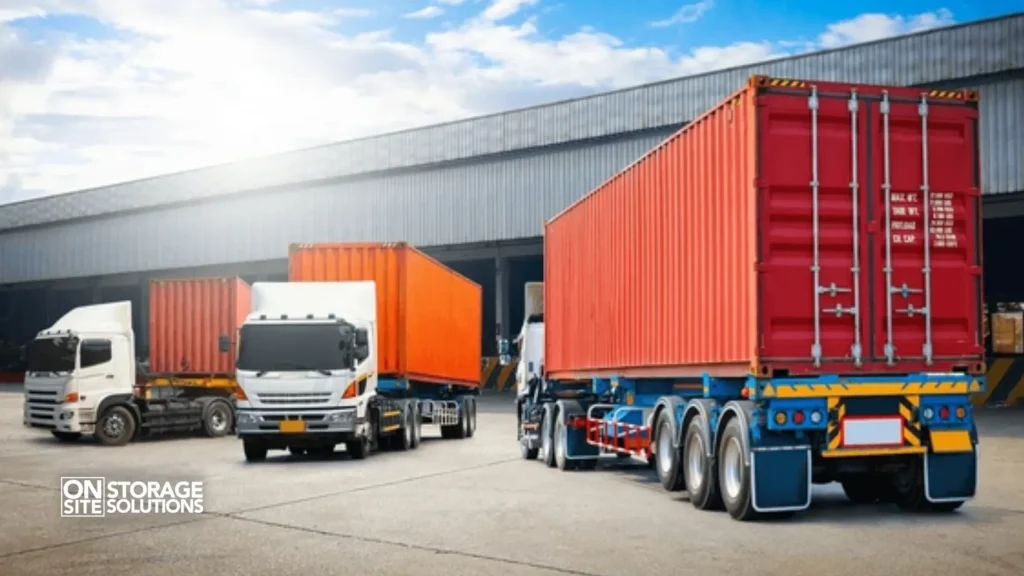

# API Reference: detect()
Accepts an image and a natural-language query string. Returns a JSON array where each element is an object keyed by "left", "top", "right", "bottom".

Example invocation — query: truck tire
[
  {"left": 890, "top": 458, "right": 964, "bottom": 512},
  {"left": 347, "top": 437, "right": 369, "bottom": 460},
  {"left": 718, "top": 417, "right": 757, "bottom": 521},
  {"left": 51, "top": 431, "right": 82, "bottom": 443},
  {"left": 410, "top": 405, "right": 422, "bottom": 449},
  {"left": 441, "top": 402, "right": 468, "bottom": 440},
  {"left": 202, "top": 400, "right": 232, "bottom": 438},
  {"left": 654, "top": 411, "right": 685, "bottom": 492},
  {"left": 395, "top": 408, "right": 414, "bottom": 451},
  {"left": 95, "top": 405, "right": 137, "bottom": 447},
  {"left": 244, "top": 441, "right": 268, "bottom": 462},
  {"left": 683, "top": 414, "right": 722, "bottom": 511},
  {"left": 554, "top": 416, "right": 575, "bottom": 471},
  {"left": 466, "top": 398, "right": 477, "bottom": 438},
  {"left": 541, "top": 406, "right": 556, "bottom": 468}
]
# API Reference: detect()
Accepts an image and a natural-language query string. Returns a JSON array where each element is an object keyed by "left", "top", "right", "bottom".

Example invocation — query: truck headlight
[
  {"left": 237, "top": 412, "right": 261, "bottom": 424},
  {"left": 328, "top": 411, "right": 354, "bottom": 424}
]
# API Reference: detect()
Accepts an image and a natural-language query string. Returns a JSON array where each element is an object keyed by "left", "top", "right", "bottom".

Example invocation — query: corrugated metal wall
[
  {"left": 0, "top": 129, "right": 675, "bottom": 284},
  {"left": 976, "top": 78, "right": 1024, "bottom": 195},
  {"left": 1, "top": 14, "right": 1021, "bottom": 232}
]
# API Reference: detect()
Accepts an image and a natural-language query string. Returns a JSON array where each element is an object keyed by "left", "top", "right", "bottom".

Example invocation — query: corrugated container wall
[
  {"left": 288, "top": 243, "right": 482, "bottom": 387},
  {"left": 149, "top": 277, "right": 252, "bottom": 375},
  {"left": 545, "top": 76, "right": 984, "bottom": 380}
]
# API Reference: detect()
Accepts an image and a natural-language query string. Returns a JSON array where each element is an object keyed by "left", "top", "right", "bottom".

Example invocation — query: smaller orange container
[
  {"left": 148, "top": 277, "right": 251, "bottom": 375},
  {"left": 289, "top": 243, "right": 482, "bottom": 387}
]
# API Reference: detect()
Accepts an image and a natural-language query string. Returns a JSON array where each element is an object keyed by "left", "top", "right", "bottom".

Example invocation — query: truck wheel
[
  {"left": 541, "top": 407, "right": 556, "bottom": 468},
  {"left": 244, "top": 441, "right": 268, "bottom": 463},
  {"left": 347, "top": 436, "right": 370, "bottom": 460},
  {"left": 890, "top": 458, "right": 962, "bottom": 512},
  {"left": 51, "top": 431, "right": 82, "bottom": 443},
  {"left": 655, "top": 411, "right": 685, "bottom": 492},
  {"left": 683, "top": 415, "right": 722, "bottom": 511},
  {"left": 554, "top": 416, "right": 576, "bottom": 471},
  {"left": 410, "top": 405, "right": 422, "bottom": 449},
  {"left": 520, "top": 439, "right": 540, "bottom": 460},
  {"left": 95, "top": 405, "right": 136, "bottom": 447},
  {"left": 466, "top": 398, "right": 477, "bottom": 438},
  {"left": 718, "top": 417, "right": 757, "bottom": 521},
  {"left": 203, "top": 400, "right": 232, "bottom": 438},
  {"left": 395, "top": 409, "right": 414, "bottom": 451}
]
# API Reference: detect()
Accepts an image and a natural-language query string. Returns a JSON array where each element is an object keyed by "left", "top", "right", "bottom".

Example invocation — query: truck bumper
[
  {"left": 236, "top": 408, "right": 361, "bottom": 446},
  {"left": 23, "top": 403, "right": 94, "bottom": 434}
]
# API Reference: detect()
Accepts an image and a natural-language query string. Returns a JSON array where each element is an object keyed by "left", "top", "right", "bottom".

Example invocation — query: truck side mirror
[
  {"left": 354, "top": 344, "right": 369, "bottom": 363},
  {"left": 355, "top": 328, "right": 368, "bottom": 347},
  {"left": 218, "top": 335, "right": 230, "bottom": 353}
]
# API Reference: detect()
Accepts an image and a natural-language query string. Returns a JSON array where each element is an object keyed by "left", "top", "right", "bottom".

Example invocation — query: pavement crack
[
  {"left": 219, "top": 513, "right": 608, "bottom": 576},
  {"left": 0, "top": 478, "right": 52, "bottom": 491},
  {"left": 223, "top": 457, "right": 519, "bottom": 515},
  {"left": 0, "top": 517, "right": 209, "bottom": 560}
]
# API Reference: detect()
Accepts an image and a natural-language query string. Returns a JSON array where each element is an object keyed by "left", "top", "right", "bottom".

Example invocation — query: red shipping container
[
  {"left": 149, "top": 277, "right": 252, "bottom": 375},
  {"left": 545, "top": 75, "right": 984, "bottom": 380},
  {"left": 289, "top": 242, "right": 482, "bottom": 387}
]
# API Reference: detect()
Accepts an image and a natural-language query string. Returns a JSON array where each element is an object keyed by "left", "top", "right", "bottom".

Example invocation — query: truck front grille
[
  {"left": 25, "top": 389, "right": 60, "bottom": 426},
  {"left": 255, "top": 392, "right": 332, "bottom": 406}
]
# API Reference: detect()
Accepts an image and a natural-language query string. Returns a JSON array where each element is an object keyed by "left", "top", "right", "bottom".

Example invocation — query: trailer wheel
[
  {"left": 683, "top": 415, "right": 722, "bottom": 511},
  {"left": 202, "top": 400, "right": 232, "bottom": 438},
  {"left": 244, "top": 441, "right": 268, "bottom": 463},
  {"left": 95, "top": 405, "right": 136, "bottom": 447},
  {"left": 718, "top": 417, "right": 757, "bottom": 521},
  {"left": 655, "top": 411, "right": 685, "bottom": 492},
  {"left": 890, "top": 458, "right": 964, "bottom": 512},
  {"left": 51, "top": 431, "right": 82, "bottom": 443}
]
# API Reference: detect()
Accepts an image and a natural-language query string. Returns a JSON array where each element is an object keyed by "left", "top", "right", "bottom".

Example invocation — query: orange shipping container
[
  {"left": 149, "top": 277, "right": 252, "bottom": 375},
  {"left": 289, "top": 243, "right": 482, "bottom": 387},
  {"left": 545, "top": 75, "right": 983, "bottom": 379}
]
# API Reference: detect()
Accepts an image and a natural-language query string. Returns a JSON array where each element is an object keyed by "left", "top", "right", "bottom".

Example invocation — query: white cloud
[
  {"left": 650, "top": 1, "right": 714, "bottom": 28},
  {"left": 0, "top": 2, "right": 960, "bottom": 203},
  {"left": 481, "top": 0, "right": 539, "bottom": 22},
  {"left": 405, "top": 6, "right": 444, "bottom": 20},
  {"left": 817, "top": 8, "right": 955, "bottom": 48}
]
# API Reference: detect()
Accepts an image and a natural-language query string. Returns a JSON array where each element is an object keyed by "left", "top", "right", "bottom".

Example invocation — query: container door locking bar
[{"left": 809, "top": 86, "right": 822, "bottom": 367}]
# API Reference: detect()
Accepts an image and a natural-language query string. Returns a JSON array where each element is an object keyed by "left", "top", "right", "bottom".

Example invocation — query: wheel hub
[
  {"left": 722, "top": 437, "right": 744, "bottom": 499},
  {"left": 686, "top": 432, "right": 705, "bottom": 489},
  {"left": 104, "top": 414, "right": 125, "bottom": 437},
  {"left": 656, "top": 422, "right": 673, "bottom": 474}
]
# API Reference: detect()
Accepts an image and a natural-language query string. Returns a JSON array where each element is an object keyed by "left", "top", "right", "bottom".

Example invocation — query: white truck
[
  {"left": 22, "top": 302, "right": 237, "bottom": 445},
  {"left": 235, "top": 281, "right": 475, "bottom": 462}
]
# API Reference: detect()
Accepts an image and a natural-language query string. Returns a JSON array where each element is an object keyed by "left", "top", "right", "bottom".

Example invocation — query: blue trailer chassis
[{"left": 517, "top": 372, "right": 982, "bottom": 521}]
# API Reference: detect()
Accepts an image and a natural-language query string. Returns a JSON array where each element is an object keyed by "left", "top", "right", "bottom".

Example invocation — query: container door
[
  {"left": 867, "top": 92, "right": 982, "bottom": 367},
  {"left": 758, "top": 87, "right": 872, "bottom": 370}
]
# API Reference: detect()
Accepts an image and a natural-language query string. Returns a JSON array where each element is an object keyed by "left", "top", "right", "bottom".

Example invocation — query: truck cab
[
  {"left": 23, "top": 302, "right": 137, "bottom": 442},
  {"left": 235, "top": 281, "right": 401, "bottom": 462}
]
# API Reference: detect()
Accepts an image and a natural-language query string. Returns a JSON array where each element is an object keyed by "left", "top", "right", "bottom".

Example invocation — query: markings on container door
[
  {"left": 928, "top": 192, "right": 958, "bottom": 248},
  {"left": 889, "top": 192, "right": 920, "bottom": 246}
]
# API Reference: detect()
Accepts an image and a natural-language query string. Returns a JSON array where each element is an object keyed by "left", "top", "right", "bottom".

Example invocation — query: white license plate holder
[{"left": 841, "top": 417, "right": 903, "bottom": 448}]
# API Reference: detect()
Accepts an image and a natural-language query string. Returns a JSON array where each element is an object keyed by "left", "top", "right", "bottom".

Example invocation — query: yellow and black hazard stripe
[
  {"left": 973, "top": 357, "right": 1024, "bottom": 408},
  {"left": 825, "top": 395, "right": 921, "bottom": 453},
  {"left": 899, "top": 396, "right": 922, "bottom": 447},
  {"left": 926, "top": 88, "right": 978, "bottom": 102},
  {"left": 751, "top": 75, "right": 808, "bottom": 89},
  {"left": 480, "top": 357, "right": 518, "bottom": 391}
]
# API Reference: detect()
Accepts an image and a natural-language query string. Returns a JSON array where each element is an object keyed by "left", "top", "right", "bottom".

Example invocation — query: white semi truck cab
[
  {"left": 23, "top": 302, "right": 138, "bottom": 442},
  {"left": 235, "top": 281, "right": 424, "bottom": 462},
  {"left": 22, "top": 301, "right": 237, "bottom": 446}
]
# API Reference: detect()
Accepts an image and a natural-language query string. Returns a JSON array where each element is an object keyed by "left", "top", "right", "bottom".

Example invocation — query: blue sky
[{"left": 1, "top": 0, "right": 1020, "bottom": 203}]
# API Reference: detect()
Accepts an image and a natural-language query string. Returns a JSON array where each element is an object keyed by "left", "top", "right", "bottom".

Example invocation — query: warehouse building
[{"left": 1, "top": 14, "right": 1023, "bottom": 375}]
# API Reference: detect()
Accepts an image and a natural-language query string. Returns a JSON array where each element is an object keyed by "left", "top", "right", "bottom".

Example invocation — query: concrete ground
[{"left": 1, "top": 386, "right": 1023, "bottom": 576}]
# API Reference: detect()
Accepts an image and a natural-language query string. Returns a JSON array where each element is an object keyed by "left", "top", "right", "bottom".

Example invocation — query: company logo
[{"left": 60, "top": 477, "right": 204, "bottom": 518}]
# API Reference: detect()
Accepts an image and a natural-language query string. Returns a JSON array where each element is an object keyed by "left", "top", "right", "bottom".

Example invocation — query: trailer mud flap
[
  {"left": 924, "top": 448, "right": 978, "bottom": 503},
  {"left": 750, "top": 446, "right": 812, "bottom": 512}
]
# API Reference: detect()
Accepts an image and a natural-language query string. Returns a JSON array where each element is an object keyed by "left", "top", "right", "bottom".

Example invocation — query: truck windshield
[
  {"left": 26, "top": 337, "right": 76, "bottom": 374},
  {"left": 237, "top": 323, "right": 352, "bottom": 373}
]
